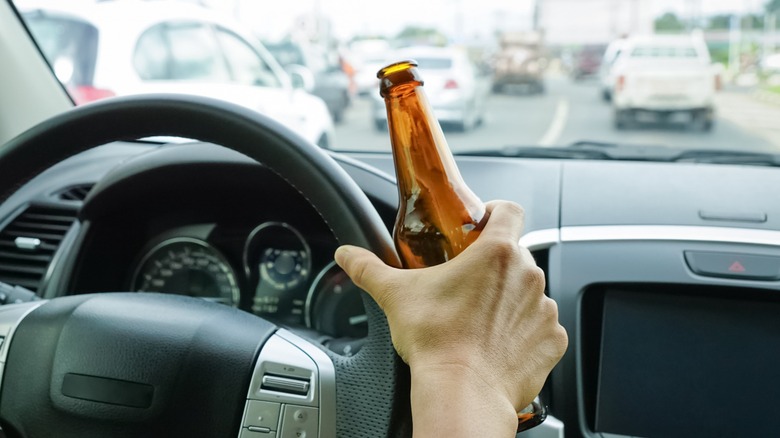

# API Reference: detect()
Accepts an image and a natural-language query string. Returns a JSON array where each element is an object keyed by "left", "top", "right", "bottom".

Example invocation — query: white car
[
  {"left": 610, "top": 35, "right": 718, "bottom": 131},
  {"left": 599, "top": 38, "right": 627, "bottom": 101},
  {"left": 19, "top": 0, "right": 334, "bottom": 148},
  {"left": 371, "top": 46, "right": 490, "bottom": 132}
]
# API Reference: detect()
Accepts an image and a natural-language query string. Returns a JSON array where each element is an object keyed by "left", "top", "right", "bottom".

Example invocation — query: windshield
[{"left": 11, "top": 0, "right": 780, "bottom": 156}]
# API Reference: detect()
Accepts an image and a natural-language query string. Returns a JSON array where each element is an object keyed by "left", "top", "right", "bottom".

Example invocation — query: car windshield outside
[{"left": 11, "top": 0, "right": 780, "bottom": 156}]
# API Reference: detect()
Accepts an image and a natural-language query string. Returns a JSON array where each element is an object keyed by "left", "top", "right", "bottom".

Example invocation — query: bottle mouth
[{"left": 377, "top": 59, "right": 418, "bottom": 79}]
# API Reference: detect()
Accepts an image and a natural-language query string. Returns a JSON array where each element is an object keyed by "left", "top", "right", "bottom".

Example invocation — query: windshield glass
[{"left": 11, "top": 0, "right": 780, "bottom": 156}]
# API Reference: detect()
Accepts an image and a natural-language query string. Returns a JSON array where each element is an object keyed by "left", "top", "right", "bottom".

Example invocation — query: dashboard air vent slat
[
  {"left": 55, "top": 184, "right": 94, "bottom": 202},
  {"left": 0, "top": 206, "right": 77, "bottom": 293}
]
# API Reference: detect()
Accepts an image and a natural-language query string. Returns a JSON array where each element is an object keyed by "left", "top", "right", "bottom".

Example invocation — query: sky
[{"left": 231, "top": 0, "right": 768, "bottom": 41}]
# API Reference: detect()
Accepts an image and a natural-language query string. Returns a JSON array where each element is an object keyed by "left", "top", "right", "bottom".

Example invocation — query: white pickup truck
[{"left": 610, "top": 35, "right": 719, "bottom": 131}]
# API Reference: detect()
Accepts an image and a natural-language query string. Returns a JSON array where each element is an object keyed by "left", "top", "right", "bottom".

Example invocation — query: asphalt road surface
[{"left": 332, "top": 76, "right": 780, "bottom": 154}]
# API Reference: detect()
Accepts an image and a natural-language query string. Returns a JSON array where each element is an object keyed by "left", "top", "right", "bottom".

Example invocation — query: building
[{"left": 538, "top": 0, "right": 655, "bottom": 46}]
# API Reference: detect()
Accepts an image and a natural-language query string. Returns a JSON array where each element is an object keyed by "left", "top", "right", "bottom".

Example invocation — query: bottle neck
[{"left": 384, "top": 85, "right": 469, "bottom": 201}]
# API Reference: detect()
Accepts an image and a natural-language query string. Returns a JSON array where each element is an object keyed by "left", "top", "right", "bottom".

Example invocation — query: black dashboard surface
[{"left": 1, "top": 141, "right": 780, "bottom": 438}]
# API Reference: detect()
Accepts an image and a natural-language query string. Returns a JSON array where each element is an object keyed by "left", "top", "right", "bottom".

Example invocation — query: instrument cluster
[{"left": 130, "top": 222, "right": 368, "bottom": 341}]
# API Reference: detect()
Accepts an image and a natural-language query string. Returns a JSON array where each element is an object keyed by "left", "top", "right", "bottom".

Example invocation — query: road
[{"left": 332, "top": 75, "right": 780, "bottom": 154}]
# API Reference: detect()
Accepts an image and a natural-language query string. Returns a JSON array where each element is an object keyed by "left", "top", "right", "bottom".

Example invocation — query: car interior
[{"left": 1, "top": 0, "right": 780, "bottom": 437}]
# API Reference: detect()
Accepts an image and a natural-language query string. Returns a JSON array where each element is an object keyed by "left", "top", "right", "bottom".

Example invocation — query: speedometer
[{"left": 131, "top": 237, "right": 239, "bottom": 306}]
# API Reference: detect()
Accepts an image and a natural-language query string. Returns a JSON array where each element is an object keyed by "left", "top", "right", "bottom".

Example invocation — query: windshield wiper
[
  {"left": 455, "top": 145, "right": 611, "bottom": 160},
  {"left": 673, "top": 150, "right": 780, "bottom": 167},
  {"left": 456, "top": 140, "right": 673, "bottom": 161},
  {"left": 456, "top": 142, "right": 780, "bottom": 167}
]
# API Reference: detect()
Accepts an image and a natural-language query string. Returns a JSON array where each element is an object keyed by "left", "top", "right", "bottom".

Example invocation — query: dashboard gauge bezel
[
  {"left": 130, "top": 236, "right": 240, "bottom": 306},
  {"left": 242, "top": 221, "right": 313, "bottom": 321},
  {"left": 242, "top": 222, "right": 313, "bottom": 282},
  {"left": 305, "top": 260, "right": 368, "bottom": 339}
]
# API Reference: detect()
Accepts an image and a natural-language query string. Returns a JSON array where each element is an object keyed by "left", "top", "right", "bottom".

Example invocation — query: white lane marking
[{"left": 538, "top": 99, "right": 570, "bottom": 146}]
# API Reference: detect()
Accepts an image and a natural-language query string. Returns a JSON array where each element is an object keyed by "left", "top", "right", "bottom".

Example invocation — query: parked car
[
  {"left": 19, "top": 0, "right": 334, "bottom": 147},
  {"left": 371, "top": 46, "right": 491, "bottom": 132},
  {"left": 492, "top": 31, "right": 545, "bottom": 94},
  {"left": 265, "top": 41, "right": 351, "bottom": 123},
  {"left": 610, "top": 35, "right": 718, "bottom": 130}
]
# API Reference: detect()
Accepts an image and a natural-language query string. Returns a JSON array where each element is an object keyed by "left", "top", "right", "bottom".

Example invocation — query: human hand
[{"left": 335, "top": 201, "right": 568, "bottom": 436}]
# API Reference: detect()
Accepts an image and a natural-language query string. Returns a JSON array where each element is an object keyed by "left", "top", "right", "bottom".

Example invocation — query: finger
[
  {"left": 335, "top": 245, "right": 397, "bottom": 306},
  {"left": 481, "top": 201, "right": 526, "bottom": 243}
]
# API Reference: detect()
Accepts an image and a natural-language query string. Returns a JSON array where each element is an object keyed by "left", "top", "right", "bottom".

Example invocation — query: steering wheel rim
[{"left": 0, "top": 94, "right": 409, "bottom": 437}]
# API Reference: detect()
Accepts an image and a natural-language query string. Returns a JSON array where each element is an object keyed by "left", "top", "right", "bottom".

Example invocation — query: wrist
[{"left": 410, "top": 363, "right": 517, "bottom": 437}]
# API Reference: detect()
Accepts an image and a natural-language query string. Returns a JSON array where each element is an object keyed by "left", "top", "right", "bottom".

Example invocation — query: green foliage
[
  {"left": 767, "top": 0, "right": 780, "bottom": 14},
  {"left": 654, "top": 12, "right": 685, "bottom": 32},
  {"left": 395, "top": 26, "right": 449, "bottom": 46}
]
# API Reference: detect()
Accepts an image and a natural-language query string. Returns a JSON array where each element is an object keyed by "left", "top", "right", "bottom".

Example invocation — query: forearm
[{"left": 410, "top": 364, "right": 518, "bottom": 438}]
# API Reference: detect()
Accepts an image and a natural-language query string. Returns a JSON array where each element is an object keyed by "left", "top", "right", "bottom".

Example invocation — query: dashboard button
[
  {"left": 279, "top": 405, "right": 318, "bottom": 438},
  {"left": 244, "top": 400, "right": 281, "bottom": 430},
  {"left": 684, "top": 251, "right": 780, "bottom": 281},
  {"left": 241, "top": 428, "right": 276, "bottom": 437}
]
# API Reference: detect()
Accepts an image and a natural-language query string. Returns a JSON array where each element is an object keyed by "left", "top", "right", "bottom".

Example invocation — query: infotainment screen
[{"left": 595, "top": 289, "right": 780, "bottom": 437}]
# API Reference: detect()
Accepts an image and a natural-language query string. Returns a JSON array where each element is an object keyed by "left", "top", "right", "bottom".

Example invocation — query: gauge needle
[{"left": 348, "top": 314, "right": 368, "bottom": 325}]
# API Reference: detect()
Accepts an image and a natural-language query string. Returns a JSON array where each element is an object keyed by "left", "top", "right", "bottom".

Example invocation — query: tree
[
  {"left": 395, "top": 26, "right": 448, "bottom": 47},
  {"left": 708, "top": 14, "right": 732, "bottom": 30},
  {"left": 767, "top": 0, "right": 780, "bottom": 14},
  {"left": 654, "top": 12, "right": 686, "bottom": 32}
]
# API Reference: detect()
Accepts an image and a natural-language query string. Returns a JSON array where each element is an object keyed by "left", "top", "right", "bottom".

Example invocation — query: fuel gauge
[{"left": 306, "top": 261, "right": 368, "bottom": 339}]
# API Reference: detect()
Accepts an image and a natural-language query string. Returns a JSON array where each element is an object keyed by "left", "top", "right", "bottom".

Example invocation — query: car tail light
[
  {"left": 444, "top": 79, "right": 459, "bottom": 89},
  {"left": 616, "top": 75, "right": 625, "bottom": 93},
  {"left": 68, "top": 85, "right": 116, "bottom": 105}
]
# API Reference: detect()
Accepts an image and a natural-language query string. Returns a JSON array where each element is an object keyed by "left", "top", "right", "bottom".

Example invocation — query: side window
[
  {"left": 216, "top": 28, "right": 280, "bottom": 88},
  {"left": 134, "top": 25, "right": 169, "bottom": 80},
  {"left": 166, "top": 22, "right": 230, "bottom": 81}
]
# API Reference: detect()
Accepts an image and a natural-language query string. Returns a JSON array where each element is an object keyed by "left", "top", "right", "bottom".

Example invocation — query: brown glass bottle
[
  {"left": 378, "top": 60, "right": 485, "bottom": 269},
  {"left": 378, "top": 60, "right": 546, "bottom": 433}
]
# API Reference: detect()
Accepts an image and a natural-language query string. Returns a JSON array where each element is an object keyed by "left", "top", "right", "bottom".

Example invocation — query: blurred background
[{"left": 16, "top": 0, "right": 780, "bottom": 153}]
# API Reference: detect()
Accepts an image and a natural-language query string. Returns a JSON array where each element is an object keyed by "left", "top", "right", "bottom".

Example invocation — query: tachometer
[{"left": 131, "top": 237, "right": 239, "bottom": 306}]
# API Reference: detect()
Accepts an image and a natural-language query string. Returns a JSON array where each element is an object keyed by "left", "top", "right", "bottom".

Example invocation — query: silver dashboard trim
[
  {"left": 520, "top": 229, "right": 561, "bottom": 251},
  {"left": 276, "top": 329, "right": 336, "bottom": 438},
  {"left": 0, "top": 301, "right": 46, "bottom": 389},
  {"left": 560, "top": 225, "right": 780, "bottom": 246}
]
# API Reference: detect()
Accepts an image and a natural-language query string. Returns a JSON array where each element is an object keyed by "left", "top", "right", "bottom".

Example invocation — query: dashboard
[{"left": 1, "top": 140, "right": 780, "bottom": 438}]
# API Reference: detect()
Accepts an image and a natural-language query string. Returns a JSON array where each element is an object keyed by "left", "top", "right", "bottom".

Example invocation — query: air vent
[
  {"left": 56, "top": 184, "right": 94, "bottom": 202},
  {"left": 0, "top": 206, "right": 77, "bottom": 292}
]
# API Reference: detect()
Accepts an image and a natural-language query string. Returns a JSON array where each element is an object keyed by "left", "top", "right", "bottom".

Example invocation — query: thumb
[{"left": 335, "top": 245, "right": 397, "bottom": 308}]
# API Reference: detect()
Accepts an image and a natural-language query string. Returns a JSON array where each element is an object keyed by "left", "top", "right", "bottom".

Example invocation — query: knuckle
[
  {"left": 485, "top": 237, "right": 521, "bottom": 260},
  {"left": 553, "top": 325, "right": 569, "bottom": 355},
  {"left": 502, "top": 201, "right": 526, "bottom": 220},
  {"left": 523, "top": 266, "right": 546, "bottom": 291}
]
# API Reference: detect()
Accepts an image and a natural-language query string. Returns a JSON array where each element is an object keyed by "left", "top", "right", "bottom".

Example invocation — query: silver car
[{"left": 372, "top": 46, "right": 491, "bottom": 132}]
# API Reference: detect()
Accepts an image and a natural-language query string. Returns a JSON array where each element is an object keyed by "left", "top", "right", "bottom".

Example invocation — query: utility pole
[{"left": 728, "top": 14, "right": 742, "bottom": 77}]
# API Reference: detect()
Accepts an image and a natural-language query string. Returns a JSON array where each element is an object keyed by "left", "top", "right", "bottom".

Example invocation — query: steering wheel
[{"left": 0, "top": 95, "right": 410, "bottom": 437}]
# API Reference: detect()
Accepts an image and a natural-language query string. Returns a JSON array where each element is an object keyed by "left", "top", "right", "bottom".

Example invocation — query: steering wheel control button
[
  {"left": 684, "top": 251, "right": 780, "bottom": 281},
  {"left": 241, "top": 429, "right": 276, "bottom": 437},
  {"left": 243, "top": 400, "right": 281, "bottom": 430},
  {"left": 244, "top": 330, "right": 336, "bottom": 437},
  {"left": 279, "top": 405, "right": 318, "bottom": 438},
  {"left": 248, "top": 334, "right": 318, "bottom": 406},
  {"left": 262, "top": 375, "right": 310, "bottom": 396}
]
